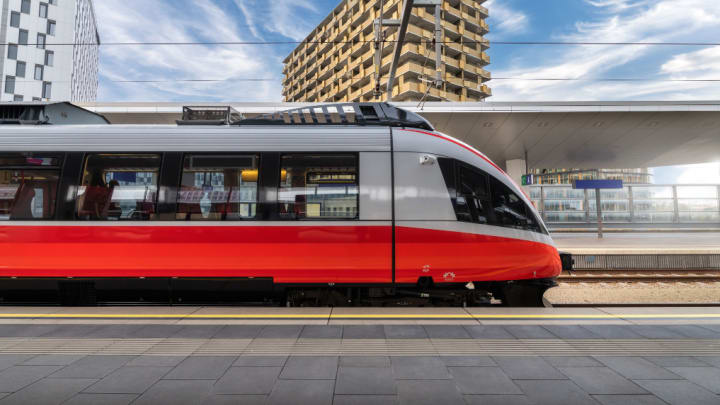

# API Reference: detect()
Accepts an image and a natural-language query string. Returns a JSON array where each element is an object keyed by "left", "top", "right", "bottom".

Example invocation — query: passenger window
[
  {"left": 439, "top": 158, "right": 490, "bottom": 224},
  {"left": 0, "top": 153, "right": 60, "bottom": 220},
  {"left": 76, "top": 154, "right": 160, "bottom": 220},
  {"left": 278, "top": 154, "right": 358, "bottom": 219},
  {"left": 176, "top": 154, "right": 259, "bottom": 220},
  {"left": 490, "top": 177, "right": 541, "bottom": 232}
]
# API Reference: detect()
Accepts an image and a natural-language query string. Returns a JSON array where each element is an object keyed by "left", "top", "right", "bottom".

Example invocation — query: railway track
[{"left": 558, "top": 269, "right": 720, "bottom": 283}]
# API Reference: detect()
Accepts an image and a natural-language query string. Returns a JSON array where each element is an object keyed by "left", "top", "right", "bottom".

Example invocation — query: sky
[{"left": 92, "top": 0, "right": 720, "bottom": 184}]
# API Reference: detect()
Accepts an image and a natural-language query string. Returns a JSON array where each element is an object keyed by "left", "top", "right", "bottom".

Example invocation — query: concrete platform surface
[
  {"left": 552, "top": 232, "right": 720, "bottom": 254},
  {"left": 0, "top": 321, "right": 715, "bottom": 404}
]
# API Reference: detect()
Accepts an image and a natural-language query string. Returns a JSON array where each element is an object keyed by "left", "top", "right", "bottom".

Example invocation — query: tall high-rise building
[
  {"left": 0, "top": 0, "right": 99, "bottom": 102},
  {"left": 282, "top": 0, "right": 490, "bottom": 102}
]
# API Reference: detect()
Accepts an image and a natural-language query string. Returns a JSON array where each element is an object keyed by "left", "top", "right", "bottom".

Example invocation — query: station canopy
[{"left": 78, "top": 101, "right": 720, "bottom": 170}]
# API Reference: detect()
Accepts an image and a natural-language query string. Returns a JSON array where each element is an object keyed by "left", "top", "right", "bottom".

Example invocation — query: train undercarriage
[{"left": 0, "top": 277, "right": 557, "bottom": 307}]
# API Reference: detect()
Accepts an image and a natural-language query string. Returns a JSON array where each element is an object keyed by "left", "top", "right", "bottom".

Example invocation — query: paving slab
[
  {"left": 171, "top": 325, "right": 224, "bottom": 339},
  {"left": 280, "top": 356, "right": 338, "bottom": 380},
  {"left": 125, "top": 356, "right": 187, "bottom": 367},
  {"left": 332, "top": 395, "right": 398, "bottom": 405},
  {"left": 698, "top": 356, "right": 720, "bottom": 367},
  {"left": 130, "top": 325, "right": 183, "bottom": 338},
  {"left": 543, "top": 325, "right": 604, "bottom": 339},
  {"left": 83, "top": 366, "right": 171, "bottom": 394},
  {"left": 663, "top": 325, "right": 720, "bottom": 339},
  {"left": 596, "top": 357, "right": 682, "bottom": 379},
  {"left": 0, "top": 325, "right": 60, "bottom": 338},
  {"left": 667, "top": 367, "right": 720, "bottom": 394},
  {"left": 633, "top": 380, "right": 720, "bottom": 405},
  {"left": 384, "top": 325, "right": 428, "bottom": 339},
  {"left": 493, "top": 356, "right": 567, "bottom": 380},
  {"left": 339, "top": 356, "right": 391, "bottom": 368},
  {"left": 213, "top": 367, "right": 281, "bottom": 395},
  {"left": 257, "top": 325, "right": 304, "bottom": 339},
  {"left": 334, "top": 366, "right": 396, "bottom": 395},
  {"left": 202, "top": 395, "right": 266, "bottom": 405},
  {"left": 543, "top": 356, "right": 604, "bottom": 367},
  {"left": 463, "top": 325, "right": 514, "bottom": 339},
  {"left": 464, "top": 395, "right": 533, "bottom": 405},
  {"left": 133, "top": 379, "right": 214, "bottom": 405},
  {"left": 301, "top": 326, "right": 343, "bottom": 339},
  {"left": 267, "top": 379, "right": 334, "bottom": 405},
  {"left": 628, "top": 325, "right": 688, "bottom": 339},
  {"left": 62, "top": 394, "right": 137, "bottom": 405},
  {"left": 391, "top": 356, "right": 449, "bottom": 379},
  {"left": 0, "top": 365, "right": 63, "bottom": 392},
  {"left": 396, "top": 380, "right": 465, "bottom": 405},
  {"left": 515, "top": 380, "right": 600, "bottom": 405},
  {"left": 49, "top": 356, "right": 134, "bottom": 379},
  {"left": 20, "top": 355, "right": 84, "bottom": 366},
  {"left": 233, "top": 356, "right": 287, "bottom": 367},
  {"left": 82, "top": 325, "right": 145, "bottom": 338},
  {"left": 0, "top": 377, "right": 96, "bottom": 405},
  {"left": 213, "top": 325, "right": 264, "bottom": 339},
  {"left": 0, "top": 355, "right": 37, "bottom": 371},
  {"left": 440, "top": 356, "right": 495, "bottom": 367},
  {"left": 503, "top": 325, "right": 558, "bottom": 339},
  {"left": 39, "top": 324, "right": 104, "bottom": 338},
  {"left": 449, "top": 366, "right": 521, "bottom": 394},
  {"left": 423, "top": 325, "right": 471, "bottom": 339},
  {"left": 593, "top": 394, "right": 670, "bottom": 405},
  {"left": 643, "top": 356, "right": 711, "bottom": 367},
  {"left": 342, "top": 326, "right": 386, "bottom": 339},
  {"left": 163, "top": 356, "right": 235, "bottom": 380},
  {"left": 581, "top": 325, "right": 645, "bottom": 339},
  {"left": 559, "top": 367, "right": 648, "bottom": 394}
]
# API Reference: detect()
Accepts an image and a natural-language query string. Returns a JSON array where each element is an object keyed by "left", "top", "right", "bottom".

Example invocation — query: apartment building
[
  {"left": 282, "top": 0, "right": 490, "bottom": 102},
  {"left": 0, "top": 0, "right": 99, "bottom": 102}
]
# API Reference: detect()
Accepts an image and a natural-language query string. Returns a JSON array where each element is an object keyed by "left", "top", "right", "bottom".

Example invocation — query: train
[{"left": 0, "top": 103, "right": 572, "bottom": 306}]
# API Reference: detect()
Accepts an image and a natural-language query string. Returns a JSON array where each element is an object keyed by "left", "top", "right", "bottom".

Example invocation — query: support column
[{"left": 505, "top": 159, "right": 527, "bottom": 190}]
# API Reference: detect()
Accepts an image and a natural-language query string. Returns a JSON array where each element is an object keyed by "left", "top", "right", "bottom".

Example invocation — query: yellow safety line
[{"left": 0, "top": 313, "right": 717, "bottom": 319}]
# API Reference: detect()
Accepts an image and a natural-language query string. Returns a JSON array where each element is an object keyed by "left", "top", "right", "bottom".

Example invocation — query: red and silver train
[{"left": 0, "top": 103, "right": 571, "bottom": 306}]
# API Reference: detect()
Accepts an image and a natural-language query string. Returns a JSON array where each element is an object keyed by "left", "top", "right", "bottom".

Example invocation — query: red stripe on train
[{"left": 0, "top": 225, "right": 560, "bottom": 283}]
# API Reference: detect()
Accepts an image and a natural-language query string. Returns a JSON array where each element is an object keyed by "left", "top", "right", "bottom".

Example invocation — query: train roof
[{"left": 179, "top": 102, "right": 435, "bottom": 131}]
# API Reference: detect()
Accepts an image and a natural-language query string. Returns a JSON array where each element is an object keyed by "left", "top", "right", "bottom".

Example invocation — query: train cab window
[
  {"left": 176, "top": 154, "right": 259, "bottom": 220},
  {"left": 0, "top": 153, "right": 61, "bottom": 220},
  {"left": 278, "top": 154, "right": 358, "bottom": 219},
  {"left": 76, "top": 154, "right": 160, "bottom": 221},
  {"left": 489, "top": 177, "right": 542, "bottom": 233},
  {"left": 439, "top": 158, "right": 491, "bottom": 224}
]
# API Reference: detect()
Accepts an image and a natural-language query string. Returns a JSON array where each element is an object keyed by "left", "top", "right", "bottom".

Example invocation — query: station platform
[
  {"left": 0, "top": 307, "right": 716, "bottom": 404},
  {"left": 552, "top": 232, "right": 720, "bottom": 255}
]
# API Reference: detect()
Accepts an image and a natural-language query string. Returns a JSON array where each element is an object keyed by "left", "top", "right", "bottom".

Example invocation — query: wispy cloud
[
  {"left": 485, "top": 0, "right": 528, "bottom": 36},
  {"left": 234, "top": 0, "right": 321, "bottom": 41},
  {"left": 94, "top": 0, "right": 283, "bottom": 101},
  {"left": 489, "top": 0, "right": 720, "bottom": 101}
]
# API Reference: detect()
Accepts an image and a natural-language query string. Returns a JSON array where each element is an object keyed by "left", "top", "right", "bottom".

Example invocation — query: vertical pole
[
  {"left": 373, "top": 0, "right": 384, "bottom": 100},
  {"left": 628, "top": 186, "right": 634, "bottom": 223},
  {"left": 434, "top": 4, "right": 442, "bottom": 88},
  {"left": 672, "top": 185, "right": 679, "bottom": 223},
  {"left": 596, "top": 188, "right": 603, "bottom": 239}
]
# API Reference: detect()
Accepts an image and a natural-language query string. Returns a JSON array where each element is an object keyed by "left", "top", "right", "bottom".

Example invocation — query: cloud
[
  {"left": 675, "top": 162, "right": 720, "bottom": 184},
  {"left": 584, "top": 0, "right": 652, "bottom": 12},
  {"left": 489, "top": 0, "right": 720, "bottom": 101},
  {"left": 94, "top": 0, "right": 283, "bottom": 101},
  {"left": 234, "top": 0, "right": 321, "bottom": 41},
  {"left": 485, "top": 0, "right": 528, "bottom": 36}
]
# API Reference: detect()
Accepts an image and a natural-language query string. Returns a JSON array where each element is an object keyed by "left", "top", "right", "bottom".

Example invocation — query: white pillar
[{"left": 505, "top": 159, "right": 527, "bottom": 188}]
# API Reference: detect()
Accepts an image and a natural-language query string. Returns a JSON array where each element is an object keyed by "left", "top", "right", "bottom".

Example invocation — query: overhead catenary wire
[{"left": 3, "top": 40, "right": 720, "bottom": 46}]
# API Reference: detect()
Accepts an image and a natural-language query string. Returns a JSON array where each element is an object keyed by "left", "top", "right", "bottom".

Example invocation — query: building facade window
[
  {"left": 44, "top": 50, "right": 53, "bottom": 66},
  {"left": 34, "top": 64, "right": 43, "bottom": 80},
  {"left": 49, "top": 0, "right": 56, "bottom": 4},
  {"left": 18, "top": 29, "right": 28, "bottom": 45},
  {"left": 5, "top": 76, "right": 16, "bottom": 94},
  {"left": 42, "top": 81, "right": 51, "bottom": 98},
  {"left": 13, "top": 95, "right": 23, "bottom": 101},
  {"left": 36, "top": 33, "right": 45, "bottom": 49},
  {"left": 10, "top": 11, "right": 20, "bottom": 28},
  {"left": 39, "top": 2, "right": 48, "bottom": 18},
  {"left": 20, "top": 0, "right": 31, "bottom": 14},
  {"left": 16, "top": 61, "right": 26, "bottom": 78},
  {"left": 46, "top": 20, "right": 55, "bottom": 35},
  {"left": 7, "top": 44, "right": 18, "bottom": 60}
]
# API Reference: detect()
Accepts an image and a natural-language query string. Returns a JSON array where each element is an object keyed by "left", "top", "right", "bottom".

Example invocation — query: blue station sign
[{"left": 572, "top": 179, "right": 624, "bottom": 189}]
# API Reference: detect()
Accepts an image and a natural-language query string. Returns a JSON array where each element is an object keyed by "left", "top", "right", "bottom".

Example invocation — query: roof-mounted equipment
[
  {"left": 177, "top": 106, "right": 244, "bottom": 126},
  {"left": 235, "top": 103, "right": 434, "bottom": 131}
]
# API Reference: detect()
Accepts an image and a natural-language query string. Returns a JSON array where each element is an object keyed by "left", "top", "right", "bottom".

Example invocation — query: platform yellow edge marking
[{"left": 0, "top": 313, "right": 717, "bottom": 319}]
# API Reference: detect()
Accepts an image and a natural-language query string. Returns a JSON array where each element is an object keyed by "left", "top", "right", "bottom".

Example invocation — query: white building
[{"left": 0, "top": 0, "right": 99, "bottom": 102}]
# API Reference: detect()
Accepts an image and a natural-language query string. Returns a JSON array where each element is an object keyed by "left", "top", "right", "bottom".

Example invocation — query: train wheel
[{"left": 500, "top": 283, "right": 549, "bottom": 307}]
